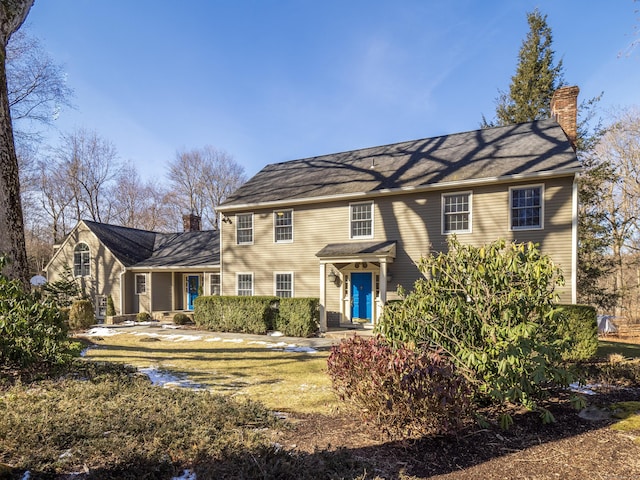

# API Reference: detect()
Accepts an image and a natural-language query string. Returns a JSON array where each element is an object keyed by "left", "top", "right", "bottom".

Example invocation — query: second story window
[
  {"left": 274, "top": 209, "right": 293, "bottom": 243},
  {"left": 236, "top": 213, "right": 253, "bottom": 244},
  {"left": 350, "top": 202, "right": 373, "bottom": 239},
  {"left": 73, "top": 243, "right": 90, "bottom": 277},
  {"left": 511, "top": 185, "right": 543, "bottom": 230},
  {"left": 442, "top": 192, "right": 471, "bottom": 233}
]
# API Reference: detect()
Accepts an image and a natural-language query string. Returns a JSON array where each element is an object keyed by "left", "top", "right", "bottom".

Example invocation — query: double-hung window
[
  {"left": 73, "top": 243, "right": 90, "bottom": 277},
  {"left": 237, "top": 273, "right": 253, "bottom": 296},
  {"left": 442, "top": 192, "right": 472, "bottom": 234},
  {"left": 510, "top": 185, "right": 543, "bottom": 230},
  {"left": 350, "top": 202, "right": 373, "bottom": 239},
  {"left": 135, "top": 274, "right": 147, "bottom": 295},
  {"left": 274, "top": 209, "right": 293, "bottom": 243},
  {"left": 210, "top": 273, "right": 221, "bottom": 295},
  {"left": 236, "top": 213, "right": 253, "bottom": 244},
  {"left": 275, "top": 273, "right": 293, "bottom": 298}
]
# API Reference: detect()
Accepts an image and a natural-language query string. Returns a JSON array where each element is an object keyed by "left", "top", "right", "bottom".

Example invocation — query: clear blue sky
[{"left": 24, "top": 0, "right": 640, "bottom": 180}]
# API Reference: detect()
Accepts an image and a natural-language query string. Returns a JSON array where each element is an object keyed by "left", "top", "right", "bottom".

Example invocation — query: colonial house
[
  {"left": 216, "top": 86, "right": 582, "bottom": 331},
  {"left": 44, "top": 214, "right": 219, "bottom": 321}
]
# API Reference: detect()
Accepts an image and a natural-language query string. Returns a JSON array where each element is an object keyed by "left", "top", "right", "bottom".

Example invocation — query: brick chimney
[
  {"left": 550, "top": 85, "right": 580, "bottom": 150},
  {"left": 182, "top": 213, "right": 201, "bottom": 232}
]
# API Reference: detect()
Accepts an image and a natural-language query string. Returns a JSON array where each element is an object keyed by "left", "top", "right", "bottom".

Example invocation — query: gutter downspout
[
  {"left": 571, "top": 174, "right": 578, "bottom": 304},
  {"left": 120, "top": 268, "right": 126, "bottom": 315}
]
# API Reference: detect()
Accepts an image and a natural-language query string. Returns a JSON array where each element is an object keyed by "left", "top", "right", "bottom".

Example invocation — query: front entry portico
[{"left": 316, "top": 241, "right": 396, "bottom": 332}]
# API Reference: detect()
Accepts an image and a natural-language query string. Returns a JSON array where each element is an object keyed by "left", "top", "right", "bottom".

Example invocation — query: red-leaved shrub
[{"left": 327, "top": 335, "right": 472, "bottom": 436}]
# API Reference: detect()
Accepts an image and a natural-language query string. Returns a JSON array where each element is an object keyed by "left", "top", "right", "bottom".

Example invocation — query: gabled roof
[
  {"left": 134, "top": 230, "right": 220, "bottom": 268},
  {"left": 83, "top": 221, "right": 219, "bottom": 268},
  {"left": 220, "top": 119, "right": 580, "bottom": 209},
  {"left": 83, "top": 221, "right": 157, "bottom": 267}
]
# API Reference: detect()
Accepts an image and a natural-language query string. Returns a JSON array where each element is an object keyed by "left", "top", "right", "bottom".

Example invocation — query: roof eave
[{"left": 217, "top": 167, "right": 582, "bottom": 212}]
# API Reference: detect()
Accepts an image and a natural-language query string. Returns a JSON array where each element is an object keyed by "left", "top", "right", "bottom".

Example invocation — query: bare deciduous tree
[
  {"left": 111, "top": 163, "right": 172, "bottom": 231},
  {"left": 166, "top": 146, "right": 245, "bottom": 229},
  {"left": 55, "top": 128, "right": 120, "bottom": 223},
  {"left": 595, "top": 107, "right": 640, "bottom": 315}
]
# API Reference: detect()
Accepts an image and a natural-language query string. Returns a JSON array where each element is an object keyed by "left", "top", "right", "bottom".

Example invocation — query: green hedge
[
  {"left": 275, "top": 298, "right": 320, "bottom": 337},
  {"left": 194, "top": 296, "right": 279, "bottom": 334},
  {"left": 194, "top": 296, "right": 320, "bottom": 336},
  {"left": 554, "top": 304, "right": 598, "bottom": 361}
]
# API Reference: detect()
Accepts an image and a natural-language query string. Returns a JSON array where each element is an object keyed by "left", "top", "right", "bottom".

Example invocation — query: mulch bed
[{"left": 276, "top": 388, "right": 640, "bottom": 479}]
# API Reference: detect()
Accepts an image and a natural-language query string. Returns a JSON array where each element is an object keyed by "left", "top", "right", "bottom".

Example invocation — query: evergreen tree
[{"left": 482, "top": 9, "right": 564, "bottom": 127}]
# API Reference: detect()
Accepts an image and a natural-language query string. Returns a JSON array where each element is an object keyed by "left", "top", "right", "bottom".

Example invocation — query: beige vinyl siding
[
  {"left": 152, "top": 272, "right": 173, "bottom": 311},
  {"left": 221, "top": 175, "right": 575, "bottom": 307},
  {"left": 46, "top": 223, "right": 124, "bottom": 316}
]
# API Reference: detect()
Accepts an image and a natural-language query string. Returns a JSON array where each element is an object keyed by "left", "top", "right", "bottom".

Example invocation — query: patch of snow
[
  {"left": 269, "top": 331, "right": 284, "bottom": 337},
  {"left": 163, "top": 334, "right": 203, "bottom": 342},
  {"left": 162, "top": 324, "right": 181, "bottom": 330},
  {"left": 570, "top": 382, "right": 601, "bottom": 395},
  {"left": 22, "top": 472, "right": 31, "bottom": 480},
  {"left": 172, "top": 470, "right": 197, "bottom": 480},
  {"left": 222, "top": 338, "right": 244, "bottom": 343},
  {"left": 139, "top": 366, "right": 205, "bottom": 390},
  {"left": 122, "top": 320, "right": 157, "bottom": 326},
  {"left": 205, "top": 337, "right": 222, "bottom": 342},
  {"left": 265, "top": 341, "right": 317, "bottom": 354},
  {"left": 83, "top": 327, "right": 121, "bottom": 337}
]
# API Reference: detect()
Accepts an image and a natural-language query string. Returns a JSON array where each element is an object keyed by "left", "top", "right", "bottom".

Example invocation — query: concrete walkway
[{"left": 91, "top": 321, "right": 374, "bottom": 350}]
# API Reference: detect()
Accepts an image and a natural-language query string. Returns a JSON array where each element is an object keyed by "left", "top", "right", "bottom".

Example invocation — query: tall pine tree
[
  {"left": 483, "top": 9, "right": 564, "bottom": 127},
  {"left": 483, "top": 9, "right": 614, "bottom": 309}
]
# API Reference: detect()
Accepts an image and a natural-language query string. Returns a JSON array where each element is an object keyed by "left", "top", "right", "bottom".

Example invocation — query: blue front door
[
  {"left": 187, "top": 275, "right": 199, "bottom": 310},
  {"left": 351, "top": 272, "right": 372, "bottom": 321}
]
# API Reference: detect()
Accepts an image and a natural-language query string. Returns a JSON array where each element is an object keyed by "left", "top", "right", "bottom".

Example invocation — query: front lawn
[{"left": 82, "top": 330, "right": 337, "bottom": 414}]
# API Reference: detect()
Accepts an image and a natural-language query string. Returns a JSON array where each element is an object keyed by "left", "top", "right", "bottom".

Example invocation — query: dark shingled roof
[
  {"left": 221, "top": 119, "right": 580, "bottom": 208},
  {"left": 83, "top": 221, "right": 219, "bottom": 268},
  {"left": 316, "top": 241, "right": 397, "bottom": 258}
]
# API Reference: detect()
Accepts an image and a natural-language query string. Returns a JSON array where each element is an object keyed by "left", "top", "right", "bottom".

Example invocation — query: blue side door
[
  {"left": 351, "top": 272, "right": 372, "bottom": 321},
  {"left": 187, "top": 275, "right": 199, "bottom": 310}
]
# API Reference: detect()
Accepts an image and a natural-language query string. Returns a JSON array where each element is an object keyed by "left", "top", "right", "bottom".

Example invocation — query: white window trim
[
  {"left": 73, "top": 242, "right": 91, "bottom": 278},
  {"left": 273, "top": 209, "right": 294, "bottom": 243},
  {"left": 349, "top": 201, "right": 374, "bottom": 239},
  {"left": 236, "top": 213, "right": 254, "bottom": 245},
  {"left": 135, "top": 273, "right": 147, "bottom": 295},
  {"left": 441, "top": 191, "right": 473, "bottom": 235},
  {"left": 274, "top": 271, "right": 294, "bottom": 297},
  {"left": 509, "top": 184, "right": 545, "bottom": 231},
  {"left": 209, "top": 273, "right": 221, "bottom": 296},
  {"left": 236, "top": 272, "right": 254, "bottom": 296}
]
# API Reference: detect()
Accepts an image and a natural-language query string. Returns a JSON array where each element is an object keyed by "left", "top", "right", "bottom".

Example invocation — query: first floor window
[
  {"left": 442, "top": 192, "right": 471, "bottom": 233},
  {"left": 237, "top": 273, "right": 253, "bottom": 296},
  {"left": 73, "top": 243, "right": 90, "bottom": 277},
  {"left": 97, "top": 295, "right": 107, "bottom": 317},
  {"left": 511, "top": 185, "right": 543, "bottom": 229},
  {"left": 135, "top": 274, "right": 147, "bottom": 294},
  {"left": 237, "top": 213, "right": 253, "bottom": 244},
  {"left": 275, "top": 273, "right": 293, "bottom": 298},
  {"left": 210, "top": 273, "right": 221, "bottom": 295},
  {"left": 350, "top": 202, "right": 373, "bottom": 238}
]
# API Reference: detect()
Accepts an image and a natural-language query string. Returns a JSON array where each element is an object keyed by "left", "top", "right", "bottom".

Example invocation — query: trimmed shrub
[
  {"left": 136, "top": 311, "right": 151, "bottom": 322},
  {"left": 194, "top": 296, "right": 278, "bottom": 334},
  {"left": 106, "top": 295, "right": 116, "bottom": 316},
  {"left": 554, "top": 304, "right": 598, "bottom": 361},
  {"left": 173, "top": 313, "right": 192, "bottom": 325},
  {"left": 68, "top": 300, "right": 95, "bottom": 330},
  {"left": 275, "top": 298, "right": 319, "bottom": 337},
  {"left": 327, "top": 335, "right": 472, "bottom": 436}
]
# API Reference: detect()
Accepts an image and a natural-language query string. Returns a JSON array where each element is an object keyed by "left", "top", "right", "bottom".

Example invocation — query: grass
[
  {"left": 597, "top": 339, "right": 640, "bottom": 359},
  {"left": 84, "top": 333, "right": 338, "bottom": 414}
]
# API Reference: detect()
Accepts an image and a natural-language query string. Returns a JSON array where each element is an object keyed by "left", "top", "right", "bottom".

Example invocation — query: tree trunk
[{"left": 0, "top": 0, "right": 35, "bottom": 286}]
